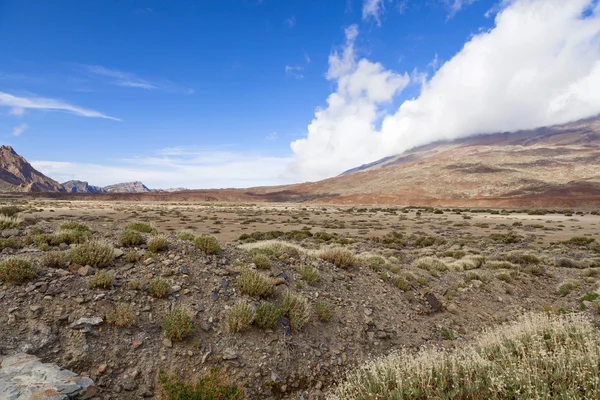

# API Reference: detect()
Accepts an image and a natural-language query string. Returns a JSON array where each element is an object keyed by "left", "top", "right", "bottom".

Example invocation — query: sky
[{"left": 1, "top": 0, "right": 599, "bottom": 189}]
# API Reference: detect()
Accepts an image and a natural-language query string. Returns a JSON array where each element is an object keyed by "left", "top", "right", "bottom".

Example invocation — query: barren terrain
[{"left": 1, "top": 199, "right": 600, "bottom": 399}]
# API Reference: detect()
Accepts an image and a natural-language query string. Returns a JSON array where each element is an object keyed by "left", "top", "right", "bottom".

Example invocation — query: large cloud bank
[{"left": 290, "top": 0, "right": 600, "bottom": 181}]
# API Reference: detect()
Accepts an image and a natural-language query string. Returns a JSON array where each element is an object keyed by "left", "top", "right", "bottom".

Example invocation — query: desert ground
[{"left": 1, "top": 197, "right": 600, "bottom": 399}]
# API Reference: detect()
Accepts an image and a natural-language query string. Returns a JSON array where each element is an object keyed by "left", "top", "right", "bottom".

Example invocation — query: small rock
[
  {"left": 446, "top": 303, "right": 459, "bottom": 314},
  {"left": 143, "top": 258, "right": 154, "bottom": 266},
  {"left": 122, "top": 380, "right": 137, "bottom": 391},
  {"left": 70, "top": 317, "right": 103, "bottom": 329},
  {"left": 132, "top": 339, "right": 143, "bottom": 349},
  {"left": 113, "top": 248, "right": 124, "bottom": 258},
  {"left": 425, "top": 292, "right": 443, "bottom": 313},
  {"left": 78, "top": 266, "right": 95, "bottom": 277},
  {"left": 222, "top": 348, "right": 238, "bottom": 360},
  {"left": 163, "top": 338, "right": 173, "bottom": 348}
]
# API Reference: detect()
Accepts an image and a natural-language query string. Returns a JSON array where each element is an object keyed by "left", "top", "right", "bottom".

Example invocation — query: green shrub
[
  {"left": 125, "top": 222, "right": 156, "bottom": 233},
  {"left": 177, "top": 231, "right": 195, "bottom": 241},
  {"left": 119, "top": 229, "right": 144, "bottom": 247},
  {"left": 158, "top": 368, "right": 244, "bottom": 400},
  {"left": 489, "top": 232, "right": 523, "bottom": 244},
  {"left": 296, "top": 265, "right": 320, "bottom": 285},
  {"left": 319, "top": 248, "right": 356, "bottom": 269},
  {"left": 558, "top": 280, "right": 580, "bottom": 296},
  {"left": 162, "top": 307, "right": 194, "bottom": 341},
  {"left": 278, "top": 290, "right": 309, "bottom": 330},
  {"left": 88, "top": 270, "right": 114, "bottom": 289},
  {"left": 315, "top": 302, "right": 332, "bottom": 322},
  {"left": 251, "top": 253, "right": 272, "bottom": 270},
  {"left": 70, "top": 241, "right": 114, "bottom": 268},
  {"left": 236, "top": 268, "right": 273, "bottom": 297},
  {"left": 149, "top": 278, "right": 171, "bottom": 298},
  {"left": 0, "top": 237, "right": 21, "bottom": 250},
  {"left": 564, "top": 236, "right": 596, "bottom": 246},
  {"left": 0, "top": 258, "right": 36, "bottom": 283},
  {"left": 194, "top": 235, "right": 221, "bottom": 255},
  {"left": 391, "top": 276, "right": 410, "bottom": 291},
  {"left": 226, "top": 303, "right": 255, "bottom": 333},
  {"left": 52, "top": 229, "right": 91, "bottom": 245},
  {"left": 255, "top": 302, "right": 280, "bottom": 329},
  {"left": 124, "top": 250, "right": 143, "bottom": 263},
  {"left": 148, "top": 235, "right": 169, "bottom": 253}
]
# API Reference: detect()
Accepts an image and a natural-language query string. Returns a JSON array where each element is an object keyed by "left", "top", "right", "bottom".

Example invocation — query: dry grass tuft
[
  {"left": 106, "top": 302, "right": 136, "bottom": 327},
  {"left": 226, "top": 303, "right": 255, "bottom": 333},
  {"left": 70, "top": 241, "right": 114, "bottom": 268},
  {"left": 296, "top": 265, "right": 321, "bottom": 285},
  {"left": 0, "top": 258, "right": 36, "bottom": 283},
  {"left": 255, "top": 302, "right": 281, "bottom": 329},
  {"left": 236, "top": 268, "right": 273, "bottom": 297},
  {"left": 330, "top": 313, "right": 600, "bottom": 399},
  {"left": 278, "top": 289, "right": 310, "bottom": 330},
  {"left": 319, "top": 248, "right": 356, "bottom": 269},
  {"left": 162, "top": 307, "right": 194, "bottom": 341},
  {"left": 0, "top": 215, "right": 22, "bottom": 230},
  {"left": 88, "top": 270, "right": 114, "bottom": 289},
  {"left": 119, "top": 229, "right": 144, "bottom": 247},
  {"left": 148, "top": 235, "right": 169, "bottom": 253},
  {"left": 194, "top": 235, "right": 221, "bottom": 255},
  {"left": 149, "top": 278, "right": 171, "bottom": 298}
]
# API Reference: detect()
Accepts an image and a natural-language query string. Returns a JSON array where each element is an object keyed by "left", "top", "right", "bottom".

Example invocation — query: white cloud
[
  {"left": 285, "top": 65, "right": 304, "bottom": 79},
  {"left": 266, "top": 132, "right": 278, "bottom": 140},
  {"left": 11, "top": 123, "right": 27, "bottom": 137},
  {"left": 290, "top": 0, "right": 600, "bottom": 182},
  {"left": 362, "top": 0, "right": 386, "bottom": 25},
  {"left": 8, "top": 107, "right": 24, "bottom": 117},
  {"left": 84, "top": 65, "right": 193, "bottom": 93},
  {"left": 31, "top": 149, "right": 292, "bottom": 189},
  {"left": 444, "top": 0, "right": 477, "bottom": 17},
  {"left": 285, "top": 16, "right": 296, "bottom": 28},
  {"left": 0, "top": 91, "right": 119, "bottom": 120}
]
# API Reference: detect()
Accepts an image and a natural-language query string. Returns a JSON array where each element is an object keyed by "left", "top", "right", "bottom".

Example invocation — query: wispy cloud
[
  {"left": 304, "top": 52, "right": 311, "bottom": 64},
  {"left": 266, "top": 132, "right": 278, "bottom": 140},
  {"left": 285, "top": 16, "right": 296, "bottom": 28},
  {"left": 83, "top": 64, "right": 194, "bottom": 94},
  {"left": 0, "top": 91, "right": 119, "bottom": 120},
  {"left": 285, "top": 65, "right": 304, "bottom": 79},
  {"left": 11, "top": 123, "right": 28, "bottom": 137},
  {"left": 362, "top": 0, "right": 385, "bottom": 26},
  {"left": 444, "top": 0, "right": 477, "bottom": 18}
]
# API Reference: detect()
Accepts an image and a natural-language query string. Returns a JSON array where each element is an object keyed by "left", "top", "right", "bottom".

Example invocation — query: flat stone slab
[{"left": 0, "top": 353, "right": 95, "bottom": 400}]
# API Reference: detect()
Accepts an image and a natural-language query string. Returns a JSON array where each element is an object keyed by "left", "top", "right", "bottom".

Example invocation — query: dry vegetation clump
[
  {"left": 226, "top": 303, "right": 255, "bottom": 333},
  {"left": 124, "top": 250, "right": 143, "bottom": 263},
  {"left": 41, "top": 251, "right": 70, "bottom": 268},
  {"left": 70, "top": 241, "right": 114, "bottom": 268},
  {"left": 0, "top": 258, "right": 36, "bottom": 283},
  {"left": 413, "top": 257, "right": 448, "bottom": 275},
  {"left": 177, "top": 231, "right": 195, "bottom": 241},
  {"left": 278, "top": 289, "right": 310, "bottom": 331},
  {"left": 0, "top": 237, "right": 21, "bottom": 251},
  {"left": 318, "top": 248, "right": 356, "bottom": 269},
  {"left": 106, "top": 303, "right": 136, "bottom": 327},
  {"left": 194, "top": 234, "right": 221, "bottom": 255},
  {"left": 251, "top": 253, "right": 272, "bottom": 270},
  {"left": 162, "top": 307, "right": 194, "bottom": 341},
  {"left": 0, "top": 205, "right": 21, "bottom": 217},
  {"left": 331, "top": 313, "right": 600, "bottom": 400},
  {"left": 119, "top": 229, "right": 144, "bottom": 247},
  {"left": 125, "top": 222, "right": 156, "bottom": 233},
  {"left": 60, "top": 221, "right": 90, "bottom": 232},
  {"left": 390, "top": 275, "right": 410, "bottom": 291},
  {"left": 557, "top": 280, "right": 580, "bottom": 296},
  {"left": 245, "top": 241, "right": 303, "bottom": 259},
  {"left": 254, "top": 302, "right": 280, "bottom": 329},
  {"left": 88, "top": 270, "right": 114, "bottom": 289},
  {"left": 158, "top": 368, "right": 244, "bottom": 400},
  {"left": 236, "top": 268, "right": 273, "bottom": 297},
  {"left": 149, "top": 278, "right": 171, "bottom": 298},
  {"left": 148, "top": 235, "right": 169, "bottom": 253},
  {"left": 0, "top": 214, "right": 22, "bottom": 230},
  {"left": 315, "top": 302, "right": 332, "bottom": 322},
  {"left": 296, "top": 265, "right": 320, "bottom": 285}
]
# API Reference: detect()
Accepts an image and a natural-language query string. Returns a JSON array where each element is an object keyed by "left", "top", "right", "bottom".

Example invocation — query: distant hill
[
  {"left": 103, "top": 181, "right": 151, "bottom": 193},
  {"left": 62, "top": 180, "right": 106, "bottom": 193},
  {"left": 0, "top": 145, "right": 64, "bottom": 192}
]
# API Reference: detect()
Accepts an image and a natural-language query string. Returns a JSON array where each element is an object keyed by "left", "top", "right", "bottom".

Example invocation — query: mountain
[
  {"left": 62, "top": 180, "right": 106, "bottom": 193},
  {"left": 103, "top": 181, "right": 151, "bottom": 193},
  {"left": 0, "top": 145, "right": 64, "bottom": 192},
  {"left": 280, "top": 115, "right": 600, "bottom": 206}
]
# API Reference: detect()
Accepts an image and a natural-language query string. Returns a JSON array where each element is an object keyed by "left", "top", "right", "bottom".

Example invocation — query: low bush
[
  {"left": 226, "top": 303, "right": 255, "bottom": 333},
  {"left": 255, "top": 302, "right": 280, "bottom": 329},
  {"left": 278, "top": 289, "right": 310, "bottom": 330},
  {"left": 148, "top": 235, "right": 169, "bottom": 253},
  {"left": 60, "top": 221, "right": 90, "bottom": 232},
  {"left": 236, "top": 268, "right": 273, "bottom": 297},
  {"left": 296, "top": 265, "right": 320, "bottom": 285},
  {"left": 119, "top": 229, "right": 144, "bottom": 247},
  {"left": 106, "top": 303, "right": 135, "bottom": 327},
  {"left": 125, "top": 222, "right": 155, "bottom": 233},
  {"left": 162, "top": 307, "right": 194, "bottom": 341},
  {"left": 0, "top": 258, "right": 36, "bottom": 283},
  {"left": 0, "top": 215, "right": 22, "bottom": 230},
  {"left": 124, "top": 250, "right": 143, "bottom": 263},
  {"left": 0, "top": 205, "right": 21, "bottom": 217},
  {"left": 70, "top": 241, "right": 114, "bottom": 268},
  {"left": 88, "top": 270, "right": 114, "bottom": 289},
  {"left": 177, "top": 231, "right": 195, "bottom": 241},
  {"left": 194, "top": 235, "right": 221, "bottom": 255},
  {"left": 251, "top": 253, "right": 272, "bottom": 270},
  {"left": 149, "top": 278, "right": 171, "bottom": 298},
  {"left": 158, "top": 368, "right": 244, "bottom": 400},
  {"left": 0, "top": 237, "right": 22, "bottom": 250},
  {"left": 41, "top": 251, "right": 70, "bottom": 268},
  {"left": 315, "top": 302, "right": 332, "bottom": 322},
  {"left": 319, "top": 248, "right": 356, "bottom": 269}
]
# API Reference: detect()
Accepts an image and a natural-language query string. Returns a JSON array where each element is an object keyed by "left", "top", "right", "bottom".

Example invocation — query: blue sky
[{"left": 1, "top": 0, "right": 599, "bottom": 188}]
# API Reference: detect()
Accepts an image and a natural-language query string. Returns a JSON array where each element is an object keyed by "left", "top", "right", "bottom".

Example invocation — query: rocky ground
[{"left": 0, "top": 201, "right": 599, "bottom": 399}]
